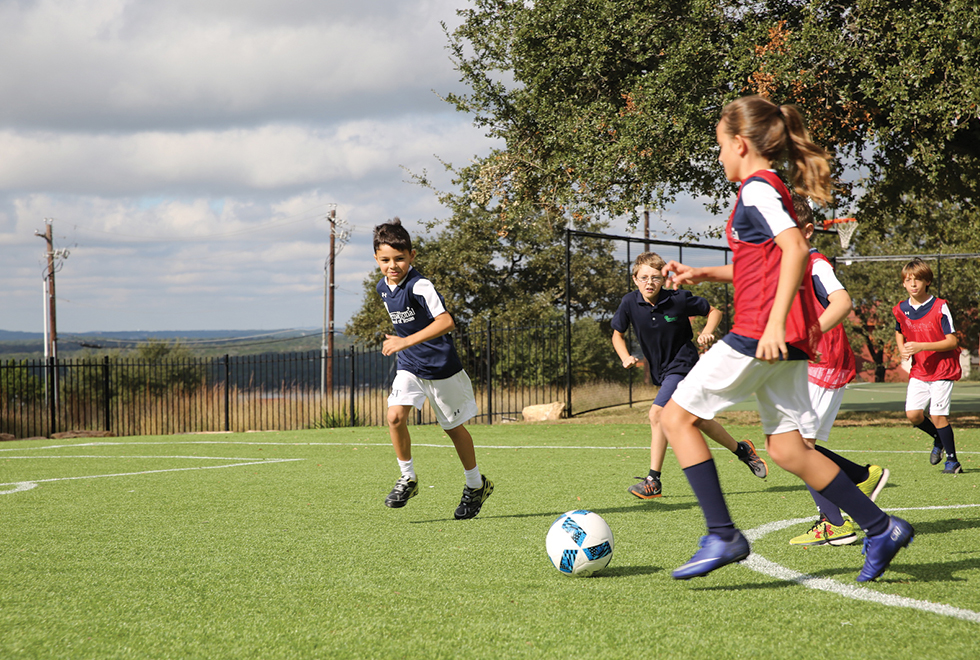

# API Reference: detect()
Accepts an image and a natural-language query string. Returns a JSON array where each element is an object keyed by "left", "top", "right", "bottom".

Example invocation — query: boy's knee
[
  {"left": 387, "top": 408, "right": 409, "bottom": 428},
  {"left": 648, "top": 406, "right": 662, "bottom": 426},
  {"left": 906, "top": 410, "right": 925, "bottom": 425}
]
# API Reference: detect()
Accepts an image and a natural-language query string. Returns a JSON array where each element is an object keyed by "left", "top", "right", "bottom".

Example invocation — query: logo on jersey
[
  {"left": 664, "top": 315, "right": 678, "bottom": 323},
  {"left": 389, "top": 309, "right": 416, "bottom": 325}
]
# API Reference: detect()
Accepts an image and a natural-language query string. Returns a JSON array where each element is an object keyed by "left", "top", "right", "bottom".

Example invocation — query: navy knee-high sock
[
  {"left": 815, "top": 444, "right": 869, "bottom": 484},
  {"left": 807, "top": 485, "right": 845, "bottom": 526},
  {"left": 819, "top": 471, "right": 888, "bottom": 537},
  {"left": 682, "top": 460, "right": 737, "bottom": 541},
  {"left": 916, "top": 418, "right": 942, "bottom": 448},
  {"left": 937, "top": 425, "right": 957, "bottom": 461}
]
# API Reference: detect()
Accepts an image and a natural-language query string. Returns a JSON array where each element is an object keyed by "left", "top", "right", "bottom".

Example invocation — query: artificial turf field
[{"left": 1, "top": 416, "right": 978, "bottom": 659}]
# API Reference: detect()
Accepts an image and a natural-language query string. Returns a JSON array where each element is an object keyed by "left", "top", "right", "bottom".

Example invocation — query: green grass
[{"left": 1, "top": 422, "right": 978, "bottom": 659}]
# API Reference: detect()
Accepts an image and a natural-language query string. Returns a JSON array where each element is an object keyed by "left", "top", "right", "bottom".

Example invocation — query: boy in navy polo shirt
[
  {"left": 611, "top": 252, "right": 767, "bottom": 499},
  {"left": 373, "top": 219, "right": 493, "bottom": 519}
]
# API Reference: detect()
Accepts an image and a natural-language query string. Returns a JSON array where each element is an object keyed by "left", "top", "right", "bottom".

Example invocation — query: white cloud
[
  {"left": 0, "top": 0, "right": 466, "bottom": 130},
  {"left": 0, "top": 0, "right": 714, "bottom": 337}
]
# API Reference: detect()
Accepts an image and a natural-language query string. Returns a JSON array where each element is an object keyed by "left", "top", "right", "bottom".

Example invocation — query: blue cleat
[
  {"left": 930, "top": 445, "right": 943, "bottom": 466},
  {"left": 857, "top": 516, "right": 914, "bottom": 582},
  {"left": 942, "top": 460, "right": 963, "bottom": 474},
  {"left": 672, "top": 531, "right": 750, "bottom": 580}
]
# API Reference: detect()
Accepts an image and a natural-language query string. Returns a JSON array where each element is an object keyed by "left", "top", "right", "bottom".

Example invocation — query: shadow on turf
[
  {"left": 586, "top": 564, "right": 663, "bottom": 578},
  {"left": 408, "top": 500, "right": 699, "bottom": 524}
]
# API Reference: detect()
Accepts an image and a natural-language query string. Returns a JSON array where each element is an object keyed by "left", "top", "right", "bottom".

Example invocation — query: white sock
[
  {"left": 398, "top": 458, "right": 416, "bottom": 481},
  {"left": 464, "top": 466, "right": 483, "bottom": 489}
]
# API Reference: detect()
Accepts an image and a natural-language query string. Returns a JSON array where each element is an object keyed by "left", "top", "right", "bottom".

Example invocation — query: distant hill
[{"left": 0, "top": 328, "right": 353, "bottom": 359}]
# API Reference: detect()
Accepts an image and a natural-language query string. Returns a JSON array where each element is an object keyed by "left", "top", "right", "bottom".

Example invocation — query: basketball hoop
[{"left": 822, "top": 218, "right": 858, "bottom": 249}]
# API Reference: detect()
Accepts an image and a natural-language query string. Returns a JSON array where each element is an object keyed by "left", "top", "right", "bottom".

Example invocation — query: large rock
[{"left": 522, "top": 401, "right": 565, "bottom": 422}]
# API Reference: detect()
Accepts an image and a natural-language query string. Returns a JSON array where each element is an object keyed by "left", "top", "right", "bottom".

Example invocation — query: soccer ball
[{"left": 545, "top": 510, "right": 614, "bottom": 577}]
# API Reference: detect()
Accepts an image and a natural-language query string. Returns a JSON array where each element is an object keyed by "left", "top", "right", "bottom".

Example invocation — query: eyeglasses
[{"left": 636, "top": 275, "right": 663, "bottom": 283}]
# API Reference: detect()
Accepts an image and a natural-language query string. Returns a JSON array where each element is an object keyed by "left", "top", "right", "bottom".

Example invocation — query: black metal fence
[{"left": 1, "top": 323, "right": 567, "bottom": 439}]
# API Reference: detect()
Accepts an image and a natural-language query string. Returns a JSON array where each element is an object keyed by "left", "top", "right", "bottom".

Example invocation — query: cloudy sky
[{"left": 1, "top": 0, "right": 716, "bottom": 337}]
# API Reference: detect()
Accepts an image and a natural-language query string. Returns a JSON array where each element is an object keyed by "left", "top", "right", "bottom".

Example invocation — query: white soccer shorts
[
  {"left": 388, "top": 369, "right": 479, "bottom": 430},
  {"left": 807, "top": 381, "right": 847, "bottom": 442},
  {"left": 905, "top": 378, "right": 954, "bottom": 416},
  {"left": 672, "top": 341, "right": 817, "bottom": 438}
]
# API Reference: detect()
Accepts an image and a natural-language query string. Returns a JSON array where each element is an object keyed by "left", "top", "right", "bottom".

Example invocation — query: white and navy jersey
[
  {"left": 724, "top": 172, "right": 814, "bottom": 360},
  {"left": 810, "top": 249, "right": 845, "bottom": 309},
  {"left": 377, "top": 267, "right": 463, "bottom": 380},
  {"left": 894, "top": 296, "right": 955, "bottom": 336}
]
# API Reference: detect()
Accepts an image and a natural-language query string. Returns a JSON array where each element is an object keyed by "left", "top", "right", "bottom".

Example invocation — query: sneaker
[
  {"left": 857, "top": 516, "right": 914, "bottom": 582},
  {"left": 942, "top": 460, "right": 963, "bottom": 474},
  {"left": 856, "top": 465, "right": 889, "bottom": 502},
  {"left": 628, "top": 476, "right": 662, "bottom": 499},
  {"left": 736, "top": 440, "right": 768, "bottom": 479},
  {"left": 384, "top": 475, "right": 419, "bottom": 508},
  {"left": 930, "top": 445, "right": 944, "bottom": 465},
  {"left": 454, "top": 475, "right": 493, "bottom": 520},
  {"left": 673, "top": 531, "right": 751, "bottom": 580},
  {"left": 789, "top": 517, "right": 857, "bottom": 546}
]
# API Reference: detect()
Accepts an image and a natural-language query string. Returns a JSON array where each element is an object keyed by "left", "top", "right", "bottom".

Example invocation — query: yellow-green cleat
[
  {"left": 856, "top": 465, "right": 889, "bottom": 502},
  {"left": 789, "top": 517, "right": 857, "bottom": 546}
]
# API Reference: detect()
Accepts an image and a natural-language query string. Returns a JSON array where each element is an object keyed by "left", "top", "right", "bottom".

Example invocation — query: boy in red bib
[{"left": 893, "top": 258, "right": 963, "bottom": 474}]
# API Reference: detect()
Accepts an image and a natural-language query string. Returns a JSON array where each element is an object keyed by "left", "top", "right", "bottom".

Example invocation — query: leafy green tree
[
  {"left": 441, "top": 0, "right": 980, "bottom": 382},
  {"left": 115, "top": 341, "right": 205, "bottom": 398},
  {"left": 444, "top": 0, "right": 980, "bottom": 230},
  {"left": 1, "top": 360, "right": 44, "bottom": 404}
]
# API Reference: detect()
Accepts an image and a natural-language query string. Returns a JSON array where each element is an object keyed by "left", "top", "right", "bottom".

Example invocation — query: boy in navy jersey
[
  {"left": 373, "top": 219, "right": 493, "bottom": 518},
  {"left": 893, "top": 259, "right": 963, "bottom": 474},
  {"left": 611, "top": 251, "right": 768, "bottom": 500}
]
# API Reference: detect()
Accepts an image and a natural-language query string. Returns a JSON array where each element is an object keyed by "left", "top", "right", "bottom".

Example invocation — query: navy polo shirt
[{"left": 611, "top": 288, "right": 710, "bottom": 386}]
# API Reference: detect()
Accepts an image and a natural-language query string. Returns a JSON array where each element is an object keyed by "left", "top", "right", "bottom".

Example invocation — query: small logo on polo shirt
[{"left": 664, "top": 315, "right": 678, "bottom": 323}]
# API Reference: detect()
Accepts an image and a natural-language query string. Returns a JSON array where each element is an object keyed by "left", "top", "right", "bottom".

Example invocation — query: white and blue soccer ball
[{"left": 546, "top": 510, "right": 614, "bottom": 577}]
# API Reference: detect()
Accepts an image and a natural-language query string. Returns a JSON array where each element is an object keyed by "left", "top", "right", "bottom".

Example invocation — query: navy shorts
[{"left": 653, "top": 373, "right": 686, "bottom": 408}]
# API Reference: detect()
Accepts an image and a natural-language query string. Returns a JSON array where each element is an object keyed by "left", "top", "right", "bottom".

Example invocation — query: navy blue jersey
[
  {"left": 377, "top": 267, "right": 463, "bottom": 380},
  {"left": 611, "top": 288, "right": 710, "bottom": 386}
]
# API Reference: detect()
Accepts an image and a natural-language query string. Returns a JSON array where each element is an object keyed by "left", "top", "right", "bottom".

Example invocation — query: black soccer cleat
[
  {"left": 385, "top": 475, "right": 419, "bottom": 508},
  {"left": 454, "top": 475, "right": 494, "bottom": 520}
]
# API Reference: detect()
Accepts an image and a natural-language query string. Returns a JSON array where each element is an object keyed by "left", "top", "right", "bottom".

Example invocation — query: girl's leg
[{"left": 661, "top": 400, "right": 736, "bottom": 538}]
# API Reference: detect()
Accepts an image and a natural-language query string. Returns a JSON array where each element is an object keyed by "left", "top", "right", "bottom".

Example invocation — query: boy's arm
[
  {"left": 698, "top": 306, "right": 724, "bottom": 346},
  {"left": 819, "top": 288, "right": 853, "bottom": 333},
  {"left": 758, "top": 228, "right": 808, "bottom": 362},
  {"left": 612, "top": 329, "right": 639, "bottom": 368},
  {"left": 381, "top": 311, "right": 455, "bottom": 356},
  {"left": 662, "top": 261, "right": 734, "bottom": 288},
  {"left": 901, "top": 334, "right": 959, "bottom": 358}
]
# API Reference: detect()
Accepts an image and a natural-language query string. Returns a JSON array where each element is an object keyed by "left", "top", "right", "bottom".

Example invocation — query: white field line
[
  {"left": 744, "top": 504, "right": 980, "bottom": 624},
  {"left": 0, "top": 456, "right": 302, "bottom": 494}
]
